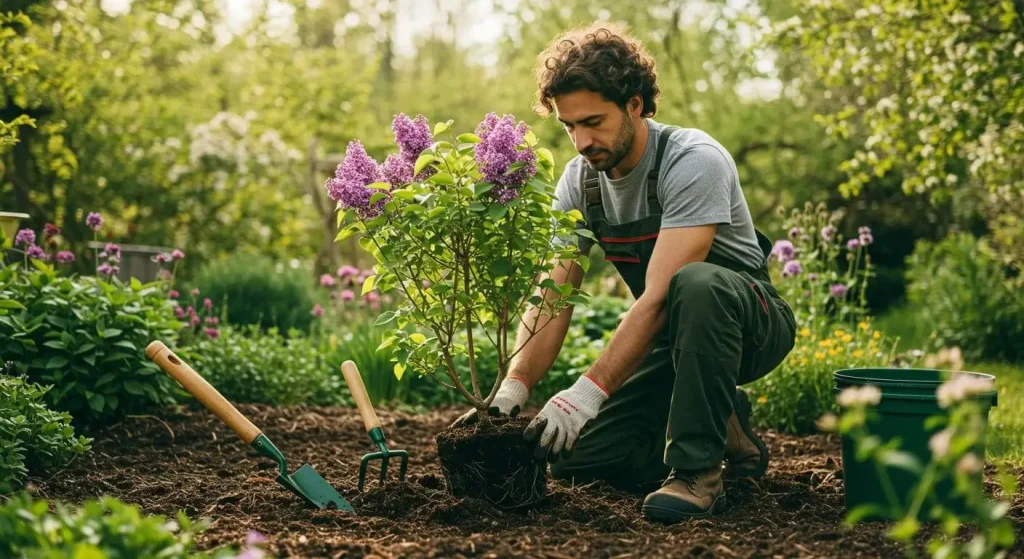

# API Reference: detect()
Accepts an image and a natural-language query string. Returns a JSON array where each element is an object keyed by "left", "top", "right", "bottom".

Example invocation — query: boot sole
[
  {"left": 642, "top": 493, "right": 727, "bottom": 524},
  {"left": 725, "top": 389, "right": 769, "bottom": 479}
]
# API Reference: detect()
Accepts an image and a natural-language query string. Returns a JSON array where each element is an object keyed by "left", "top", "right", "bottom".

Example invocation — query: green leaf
[
  {"left": 95, "top": 373, "right": 117, "bottom": 387},
  {"left": 488, "top": 204, "right": 508, "bottom": 220},
  {"left": 577, "top": 228, "right": 598, "bottom": 241},
  {"left": 490, "top": 257, "right": 512, "bottom": 277},
  {"left": 878, "top": 450, "right": 922, "bottom": 474},
  {"left": 468, "top": 202, "right": 486, "bottom": 212},
  {"left": 374, "top": 311, "right": 398, "bottom": 326},
  {"left": 843, "top": 504, "right": 890, "bottom": 526},
  {"left": 524, "top": 130, "right": 538, "bottom": 146},
  {"left": 46, "top": 356, "right": 69, "bottom": 369},
  {"left": 88, "top": 393, "right": 105, "bottom": 413},
  {"left": 391, "top": 188, "right": 415, "bottom": 200},
  {"left": 0, "top": 299, "right": 25, "bottom": 310},
  {"left": 414, "top": 153, "right": 435, "bottom": 176},
  {"left": 124, "top": 381, "right": 146, "bottom": 396},
  {"left": 566, "top": 209, "right": 584, "bottom": 222},
  {"left": 433, "top": 121, "right": 448, "bottom": 136},
  {"left": 361, "top": 275, "right": 377, "bottom": 296},
  {"left": 101, "top": 328, "right": 123, "bottom": 339},
  {"left": 537, "top": 147, "right": 554, "bottom": 165},
  {"left": 113, "top": 340, "right": 137, "bottom": 351},
  {"left": 888, "top": 517, "right": 919, "bottom": 541},
  {"left": 430, "top": 172, "right": 454, "bottom": 185},
  {"left": 457, "top": 133, "right": 481, "bottom": 144},
  {"left": 369, "top": 192, "right": 389, "bottom": 205},
  {"left": 393, "top": 362, "right": 406, "bottom": 380},
  {"left": 130, "top": 277, "right": 142, "bottom": 291},
  {"left": 83, "top": 354, "right": 96, "bottom": 367},
  {"left": 335, "top": 221, "right": 366, "bottom": 242},
  {"left": 43, "top": 340, "right": 67, "bottom": 351},
  {"left": 410, "top": 333, "right": 427, "bottom": 344},
  {"left": 367, "top": 181, "right": 391, "bottom": 190},
  {"left": 578, "top": 255, "right": 591, "bottom": 273},
  {"left": 473, "top": 182, "right": 494, "bottom": 198}
]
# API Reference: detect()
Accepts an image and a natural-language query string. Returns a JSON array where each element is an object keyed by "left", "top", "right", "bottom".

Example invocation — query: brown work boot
[
  {"left": 724, "top": 388, "right": 768, "bottom": 478},
  {"left": 642, "top": 466, "right": 726, "bottom": 523}
]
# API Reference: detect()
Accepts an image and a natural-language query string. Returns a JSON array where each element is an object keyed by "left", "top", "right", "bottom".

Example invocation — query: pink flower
[
  {"left": 169, "top": 290, "right": 180, "bottom": 299},
  {"left": 311, "top": 303, "right": 324, "bottom": 317},
  {"left": 85, "top": 212, "right": 104, "bottom": 231},
  {"left": 821, "top": 225, "right": 837, "bottom": 241},
  {"left": 337, "top": 265, "right": 359, "bottom": 278},
  {"left": 830, "top": 283, "right": 849, "bottom": 298},
  {"left": 771, "top": 240, "right": 795, "bottom": 263},
  {"left": 204, "top": 316, "right": 216, "bottom": 324},
  {"left": 246, "top": 531, "right": 268, "bottom": 546},
  {"left": 104, "top": 243, "right": 121, "bottom": 259},
  {"left": 171, "top": 249, "right": 185, "bottom": 260},
  {"left": 157, "top": 269, "right": 172, "bottom": 280},
  {"left": 204, "top": 297, "right": 213, "bottom": 310},
  {"left": 846, "top": 238, "right": 860, "bottom": 251},
  {"left": 44, "top": 223, "right": 61, "bottom": 239},
  {"left": 186, "top": 306, "right": 197, "bottom": 317},
  {"left": 320, "top": 274, "right": 336, "bottom": 287},
  {"left": 14, "top": 229, "right": 35, "bottom": 247},
  {"left": 340, "top": 290, "right": 355, "bottom": 301},
  {"left": 204, "top": 327, "right": 220, "bottom": 339},
  {"left": 190, "top": 316, "right": 201, "bottom": 327},
  {"left": 154, "top": 253, "right": 172, "bottom": 264},
  {"left": 364, "top": 291, "right": 381, "bottom": 303},
  {"left": 191, "top": 288, "right": 200, "bottom": 297},
  {"left": 55, "top": 251, "right": 75, "bottom": 264},
  {"left": 174, "top": 307, "right": 186, "bottom": 319},
  {"left": 211, "top": 316, "right": 219, "bottom": 325}
]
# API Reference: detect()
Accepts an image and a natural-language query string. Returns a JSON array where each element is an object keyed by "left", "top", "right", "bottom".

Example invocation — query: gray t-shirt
[{"left": 553, "top": 119, "right": 764, "bottom": 270}]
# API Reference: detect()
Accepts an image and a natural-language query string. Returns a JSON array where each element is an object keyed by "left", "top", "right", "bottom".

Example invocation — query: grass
[
  {"left": 873, "top": 304, "right": 1023, "bottom": 465},
  {"left": 973, "top": 361, "right": 1024, "bottom": 465}
]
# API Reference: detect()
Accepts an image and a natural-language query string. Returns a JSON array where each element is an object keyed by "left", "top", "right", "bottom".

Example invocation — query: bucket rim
[{"left": 833, "top": 367, "right": 996, "bottom": 387}]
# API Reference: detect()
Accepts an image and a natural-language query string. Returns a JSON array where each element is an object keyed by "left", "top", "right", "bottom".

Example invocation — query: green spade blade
[{"left": 253, "top": 434, "right": 354, "bottom": 512}]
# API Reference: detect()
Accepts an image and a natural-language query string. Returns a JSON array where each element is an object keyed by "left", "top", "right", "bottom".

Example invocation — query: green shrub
[
  {"left": 748, "top": 323, "right": 899, "bottom": 433},
  {"left": 575, "top": 295, "right": 630, "bottom": 341},
  {"left": 905, "top": 232, "right": 1024, "bottom": 363},
  {"left": 0, "top": 373, "right": 91, "bottom": 495},
  {"left": 0, "top": 264, "right": 181, "bottom": 425},
  {"left": 185, "top": 325, "right": 347, "bottom": 407},
  {"left": 0, "top": 492, "right": 262, "bottom": 558},
  {"left": 193, "top": 254, "right": 317, "bottom": 333}
]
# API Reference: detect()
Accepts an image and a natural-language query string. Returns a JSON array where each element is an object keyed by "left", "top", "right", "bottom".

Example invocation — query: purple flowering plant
[
  {"left": 328, "top": 113, "right": 590, "bottom": 415},
  {"left": 769, "top": 202, "right": 874, "bottom": 333}
]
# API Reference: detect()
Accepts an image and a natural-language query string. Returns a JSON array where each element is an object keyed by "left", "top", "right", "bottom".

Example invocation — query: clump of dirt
[{"left": 434, "top": 415, "right": 546, "bottom": 510}]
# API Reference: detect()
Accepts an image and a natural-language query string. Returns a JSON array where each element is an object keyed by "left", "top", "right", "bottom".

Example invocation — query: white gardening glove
[
  {"left": 523, "top": 375, "right": 609, "bottom": 461},
  {"left": 451, "top": 375, "right": 530, "bottom": 427}
]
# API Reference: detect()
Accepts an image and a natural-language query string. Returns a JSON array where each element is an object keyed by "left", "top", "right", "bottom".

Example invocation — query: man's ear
[{"left": 629, "top": 95, "right": 643, "bottom": 117}]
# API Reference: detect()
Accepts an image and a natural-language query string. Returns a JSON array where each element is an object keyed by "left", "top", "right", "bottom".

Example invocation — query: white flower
[
  {"left": 937, "top": 373, "right": 994, "bottom": 408},
  {"left": 837, "top": 385, "right": 882, "bottom": 407},
  {"left": 816, "top": 412, "right": 838, "bottom": 432},
  {"left": 929, "top": 429, "right": 952, "bottom": 458},
  {"left": 956, "top": 452, "right": 983, "bottom": 474}
]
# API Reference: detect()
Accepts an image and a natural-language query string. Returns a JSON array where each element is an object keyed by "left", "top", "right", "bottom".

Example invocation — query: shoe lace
[{"left": 666, "top": 469, "right": 698, "bottom": 492}]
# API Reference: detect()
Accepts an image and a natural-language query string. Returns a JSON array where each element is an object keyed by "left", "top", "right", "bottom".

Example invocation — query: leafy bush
[
  {"left": 0, "top": 373, "right": 91, "bottom": 495},
  {"left": 0, "top": 492, "right": 265, "bottom": 558},
  {"left": 748, "top": 322, "right": 899, "bottom": 433},
  {"left": 575, "top": 295, "right": 630, "bottom": 341},
  {"left": 905, "top": 232, "right": 1024, "bottom": 363},
  {"left": 0, "top": 264, "right": 181, "bottom": 425},
  {"left": 185, "top": 325, "right": 348, "bottom": 407},
  {"left": 193, "top": 254, "right": 317, "bottom": 333}
]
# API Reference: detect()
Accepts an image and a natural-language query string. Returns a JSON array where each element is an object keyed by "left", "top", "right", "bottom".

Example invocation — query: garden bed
[{"left": 33, "top": 404, "right": 1024, "bottom": 558}]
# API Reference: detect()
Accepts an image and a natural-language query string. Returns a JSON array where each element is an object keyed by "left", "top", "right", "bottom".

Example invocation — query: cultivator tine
[{"left": 342, "top": 360, "right": 412, "bottom": 493}]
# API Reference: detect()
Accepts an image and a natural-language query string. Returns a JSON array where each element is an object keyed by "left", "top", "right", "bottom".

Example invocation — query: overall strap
[{"left": 647, "top": 125, "right": 679, "bottom": 215}]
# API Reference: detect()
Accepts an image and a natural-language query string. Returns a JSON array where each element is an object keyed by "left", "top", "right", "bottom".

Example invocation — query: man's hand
[
  {"left": 523, "top": 375, "right": 609, "bottom": 461},
  {"left": 451, "top": 376, "right": 530, "bottom": 427}
]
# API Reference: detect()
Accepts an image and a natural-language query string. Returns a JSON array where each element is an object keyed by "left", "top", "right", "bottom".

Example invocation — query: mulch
[{"left": 29, "top": 404, "right": 1024, "bottom": 558}]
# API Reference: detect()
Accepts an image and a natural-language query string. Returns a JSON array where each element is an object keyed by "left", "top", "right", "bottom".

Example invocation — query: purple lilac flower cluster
[
  {"left": 473, "top": 113, "right": 537, "bottom": 203},
  {"left": 771, "top": 222, "right": 875, "bottom": 300}
]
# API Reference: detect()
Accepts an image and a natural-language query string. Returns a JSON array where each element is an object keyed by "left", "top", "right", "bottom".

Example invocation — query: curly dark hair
[{"left": 533, "top": 23, "right": 660, "bottom": 118}]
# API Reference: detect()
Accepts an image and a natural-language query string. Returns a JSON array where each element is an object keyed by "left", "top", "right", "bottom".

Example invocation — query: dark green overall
[{"left": 549, "top": 126, "right": 796, "bottom": 489}]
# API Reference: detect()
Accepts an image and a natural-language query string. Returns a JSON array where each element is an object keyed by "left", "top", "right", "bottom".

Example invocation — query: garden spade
[
  {"left": 145, "top": 341, "right": 354, "bottom": 512},
  {"left": 340, "top": 360, "right": 409, "bottom": 491}
]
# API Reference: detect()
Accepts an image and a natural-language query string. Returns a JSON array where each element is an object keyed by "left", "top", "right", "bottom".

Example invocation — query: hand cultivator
[
  {"left": 340, "top": 360, "right": 409, "bottom": 491},
  {"left": 146, "top": 341, "right": 354, "bottom": 512}
]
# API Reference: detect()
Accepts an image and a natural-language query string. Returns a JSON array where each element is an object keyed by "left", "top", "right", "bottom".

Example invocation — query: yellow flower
[
  {"left": 858, "top": 321, "right": 869, "bottom": 331},
  {"left": 834, "top": 329, "right": 846, "bottom": 337},
  {"left": 853, "top": 349, "right": 864, "bottom": 357},
  {"left": 828, "top": 349, "right": 839, "bottom": 357},
  {"left": 757, "top": 395, "right": 768, "bottom": 404},
  {"left": 819, "top": 339, "right": 833, "bottom": 347},
  {"left": 800, "top": 327, "right": 811, "bottom": 337},
  {"left": 842, "top": 334, "right": 853, "bottom": 343},
  {"left": 873, "top": 331, "right": 881, "bottom": 340},
  {"left": 800, "top": 357, "right": 809, "bottom": 366},
  {"left": 815, "top": 351, "right": 826, "bottom": 360}
]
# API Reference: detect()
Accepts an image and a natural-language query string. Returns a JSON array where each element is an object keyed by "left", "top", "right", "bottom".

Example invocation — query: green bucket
[{"left": 833, "top": 367, "right": 998, "bottom": 518}]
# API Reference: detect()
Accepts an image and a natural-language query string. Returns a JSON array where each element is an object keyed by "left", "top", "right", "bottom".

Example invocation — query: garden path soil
[{"left": 33, "top": 404, "right": 1024, "bottom": 558}]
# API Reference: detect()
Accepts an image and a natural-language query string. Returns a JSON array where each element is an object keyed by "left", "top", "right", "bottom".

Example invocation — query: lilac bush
[{"left": 328, "top": 112, "right": 586, "bottom": 415}]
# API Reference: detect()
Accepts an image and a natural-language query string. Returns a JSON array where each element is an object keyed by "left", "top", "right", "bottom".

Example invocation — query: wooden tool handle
[
  {"left": 340, "top": 360, "right": 381, "bottom": 432},
  {"left": 146, "top": 341, "right": 262, "bottom": 444}
]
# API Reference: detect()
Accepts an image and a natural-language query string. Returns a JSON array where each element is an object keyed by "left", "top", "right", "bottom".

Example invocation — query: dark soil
[
  {"left": 30, "top": 404, "right": 1024, "bottom": 558},
  {"left": 435, "top": 416, "right": 546, "bottom": 509}
]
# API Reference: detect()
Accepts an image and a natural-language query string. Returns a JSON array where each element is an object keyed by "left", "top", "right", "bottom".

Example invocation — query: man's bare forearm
[
  {"left": 506, "top": 259, "right": 584, "bottom": 391},
  {"left": 585, "top": 294, "right": 666, "bottom": 393}
]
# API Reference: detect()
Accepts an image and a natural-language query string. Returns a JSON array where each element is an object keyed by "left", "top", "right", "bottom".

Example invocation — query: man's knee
[{"left": 668, "top": 262, "right": 734, "bottom": 310}]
